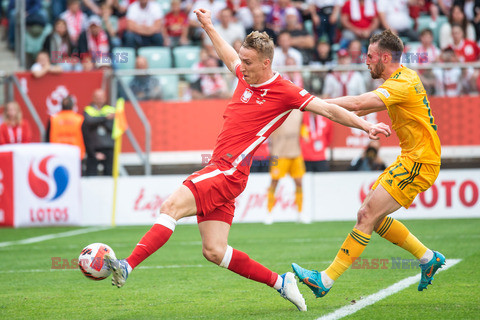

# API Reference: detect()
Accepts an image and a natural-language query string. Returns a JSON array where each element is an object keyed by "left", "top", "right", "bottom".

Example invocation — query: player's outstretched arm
[
  {"left": 325, "top": 92, "right": 386, "bottom": 116},
  {"left": 305, "top": 97, "right": 391, "bottom": 140},
  {"left": 194, "top": 8, "right": 240, "bottom": 73}
]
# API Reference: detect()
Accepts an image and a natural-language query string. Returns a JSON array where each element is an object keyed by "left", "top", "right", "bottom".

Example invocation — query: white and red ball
[{"left": 78, "top": 243, "right": 115, "bottom": 280}]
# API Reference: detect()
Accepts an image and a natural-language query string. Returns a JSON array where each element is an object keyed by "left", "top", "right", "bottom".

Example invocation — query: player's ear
[{"left": 263, "top": 58, "right": 270, "bottom": 69}]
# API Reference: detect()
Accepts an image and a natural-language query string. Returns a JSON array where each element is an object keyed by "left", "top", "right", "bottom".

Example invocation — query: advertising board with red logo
[{"left": 0, "top": 143, "right": 81, "bottom": 227}]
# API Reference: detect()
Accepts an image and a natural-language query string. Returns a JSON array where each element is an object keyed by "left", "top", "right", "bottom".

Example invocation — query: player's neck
[
  {"left": 254, "top": 70, "right": 275, "bottom": 85},
  {"left": 382, "top": 63, "right": 402, "bottom": 80}
]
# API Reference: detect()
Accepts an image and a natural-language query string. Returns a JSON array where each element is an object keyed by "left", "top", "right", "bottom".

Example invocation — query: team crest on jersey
[{"left": 241, "top": 88, "right": 254, "bottom": 103}]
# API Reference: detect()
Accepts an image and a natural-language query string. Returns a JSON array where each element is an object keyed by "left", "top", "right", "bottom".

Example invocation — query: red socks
[
  {"left": 221, "top": 246, "right": 277, "bottom": 287},
  {"left": 127, "top": 214, "right": 176, "bottom": 269}
]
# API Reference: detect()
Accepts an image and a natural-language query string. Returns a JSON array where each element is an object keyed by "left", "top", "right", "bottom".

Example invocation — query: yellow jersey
[{"left": 372, "top": 65, "right": 441, "bottom": 165}]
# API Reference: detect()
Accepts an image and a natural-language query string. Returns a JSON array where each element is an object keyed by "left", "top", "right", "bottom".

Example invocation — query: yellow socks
[
  {"left": 376, "top": 217, "right": 427, "bottom": 259},
  {"left": 295, "top": 187, "right": 303, "bottom": 212},
  {"left": 267, "top": 187, "right": 276, "bottom": 212},
  {"left": 325, "top": 228, "right": 371, "bottom": 281}
]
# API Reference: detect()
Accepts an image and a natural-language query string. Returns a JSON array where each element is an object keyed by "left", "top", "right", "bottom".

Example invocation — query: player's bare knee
[
  {"left": 202, "top": 246, "right": 224, "bottom": 265},
  {"left": 357, "top": 206, "right": 375, "bottom": 227},
  {"left": 159, "top": 200, "right": 178, "bottom": 220}
]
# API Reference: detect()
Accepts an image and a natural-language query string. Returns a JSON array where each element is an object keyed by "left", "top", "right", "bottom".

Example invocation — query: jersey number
[
  {"left": 388, "top": 163, "right": 409, "bottom": 178},
  {"left": 423, "top": 96, "right": 437, "bottom": 131}
]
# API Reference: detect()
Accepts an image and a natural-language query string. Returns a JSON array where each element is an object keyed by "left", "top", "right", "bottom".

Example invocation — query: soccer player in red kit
[{"left": 105, "top": 8, "right": 391, "bottom": 312}]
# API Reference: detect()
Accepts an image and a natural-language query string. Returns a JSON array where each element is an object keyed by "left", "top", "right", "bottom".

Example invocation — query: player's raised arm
[
  {"left": 305, "top": 97, "right": 391, "bottom": 140},
  {"left": 194, "top": 8, "right": 240, "bottom": 73},
  {"left": 325, "top": 92, "right": 386, "bottom": 116}
]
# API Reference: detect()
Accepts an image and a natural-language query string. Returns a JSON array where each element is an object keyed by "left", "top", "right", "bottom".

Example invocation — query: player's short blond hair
[{"left": 242, "top": 31, "right": 274, "bottom": 62}]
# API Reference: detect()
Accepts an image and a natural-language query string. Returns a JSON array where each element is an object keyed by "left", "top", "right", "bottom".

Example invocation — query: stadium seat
[
  {"left": 157, "top": 0, "right": 171, "bottom": 13},
  {"left": 138, "top": 47, "right": 172, "bottom": 69},
  {"left": 416, "top": 15, "right": 448, "bottom": 46},
  {"left": 304, "top": 20, "right": 314, "bottom": 36},
  {"left": 173, "top": 46, "right": 201, "bottom": 69},
  {"left": 112, "top": 47, "right": 136, "bottom": 70},
  {"left": 157, "top": 75, "right": 179, "bottom": 100}
]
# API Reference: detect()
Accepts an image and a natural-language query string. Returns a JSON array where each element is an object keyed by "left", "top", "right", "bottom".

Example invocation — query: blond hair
[
  {"left": 242, "top": 31, "right": 274, "bottom": 62},
  {"left": 5, "top": 101, "right": 23, "bottom": 126}
]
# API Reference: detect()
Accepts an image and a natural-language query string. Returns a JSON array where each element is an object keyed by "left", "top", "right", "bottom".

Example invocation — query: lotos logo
[
  {"left": 28, "top": 155, "right": 69, "bottom": 200},
  {"left": 359, "top": 180, "right": 376, "bottom": 203}
]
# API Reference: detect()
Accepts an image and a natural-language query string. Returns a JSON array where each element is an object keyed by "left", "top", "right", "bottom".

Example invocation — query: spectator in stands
[
  {"left": 164, "top": 0, "right": 190, "bottom": 47},
  {"left": 31, "top": 51, "right": 63, "bottom": 78},
  {"left": 82, "top": 88, "right": 115, "bottom": 176},
  {"left": 111, "top": 0, "right": 128, "bottom": 17},
  {"left": 310, "top": 39, "right": 334, "bottom": 66},
  {"left": 204, "top": 7, "right": 245, "bottom": 47},
  {"left": 78, "top": 15, "right": 111, "bottom": 59},
  {"left": 437, "top": 0, "right": 455, "bottom": 16},
  {"left": 440, "top": 4, "right": 476, "bottom": 49},
  {"left": 79, "top": 54, "right": 96, "bottom": 71},
  {"left": 82, "top": 0, "right": 104, "bottom": 16},
  {"left": 308, "top": 0, "right": 342, "bottom": 45},
  {"left": 272, "top": 31, "right": 303, "bottom": 67},
  {"left": 417, "top": 29, "right": 441, "bottom": 95},
  {"left": 472, "top": 0, "right": 480, "bottom": 41},
  {"left": 322, "top": 49, "right": 366, "bottom": 98},
  {"left": 340, "top": 0, "right": 380, "bottom": 45},
  {"left": 347, "top": 38, "right": 364, "bottom": 64},
  {"left": 282, "top": 56, "right": 304, "bottom": 86},
  {"left": 377, "top": 0, "right": 418, "bottom": 41},
  {"left": 46, "top": 96, "right": 86, "bottom": 160},
  {"left": 300, "top": 111, "right": 333, "bottom": 172},
  {"left": 246, "top": 7, "right": 276, "bottom": 43},
  {"left": 43, "top": 19, "right": 77, "bottom": 71},
  {"left": 51, "top": 0, "right": 67, "bottom": 22},
  {"left": 0, "top": 101, "right": 32, "bottom": 145},
  {"left": 433, "top": 48, "right": 463, "bottom": 96},
  {"left": 285, "top": 9, "right": 315, "bottom": 65},
  {"left": 266, "top": 0, "right": 301, "bottom": 35},
  {"left": 191, "top": 55, "right": 230, "bottom": 99},
  {"left": 7, "top": 0, "right": 47, "bottom": 50},
  {"left": 349, "top": 140, "right": 386, "bottom": 171},
  {"left": 450, "top": 23, "right": 480, "bottom": 61},
  {"left": 236, "top": 0, "right": 261, "bottom": 30},
  {"left": 124, "top": 0, "right": 165, "bottom": 49},
  {"left": 129, "top": 56, "right": 162, "bottom": 100},
  {"left": 60, "top": 0, "right": 88, "bottom": 46},
  {"left": 189, "top": 0, "right": 227, "bottom": 42},
  {"left": 100, "top": 2, "right": 122, "bottom": 47}
]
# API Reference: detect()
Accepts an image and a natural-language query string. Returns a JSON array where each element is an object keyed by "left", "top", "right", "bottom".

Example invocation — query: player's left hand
[
  {"left": 368, "top": 122, "right": 391, "bottom": 140},
  {"left": 194, "top": 8, "right": 212, "bottom": 29}
]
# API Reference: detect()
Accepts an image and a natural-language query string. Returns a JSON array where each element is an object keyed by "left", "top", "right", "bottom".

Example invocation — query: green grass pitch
[{"left": 1, "top": 219, "right": 479, "bottom": 319}]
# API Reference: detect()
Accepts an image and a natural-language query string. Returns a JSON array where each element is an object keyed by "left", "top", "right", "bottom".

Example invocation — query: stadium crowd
[{"left": 3, "top": 0, "right": 480, "bottom": 99}]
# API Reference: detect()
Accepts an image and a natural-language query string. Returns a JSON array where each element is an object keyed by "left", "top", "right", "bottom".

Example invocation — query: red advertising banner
[
  {"left": 0, "top": 151, "right": 14, "bottom": 227},
  {"left": 14, "top": 71, "right": 104, "bottom": 143},
  {"left": 124, "top": 96, "right": 480, "bottom": 153}
]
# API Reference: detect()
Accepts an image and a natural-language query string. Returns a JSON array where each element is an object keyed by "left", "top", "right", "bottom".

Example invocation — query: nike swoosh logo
[
  {"left": 426, "top": 266, "right": 434, "bottom": 277},
  {"left": 303, "top": 278, "right": 319, "bottom": 288}
]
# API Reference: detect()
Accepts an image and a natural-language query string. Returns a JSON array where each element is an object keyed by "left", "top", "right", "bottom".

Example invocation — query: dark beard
[{"left": 370, "top": 63, "right": 385, "bottom": 79}]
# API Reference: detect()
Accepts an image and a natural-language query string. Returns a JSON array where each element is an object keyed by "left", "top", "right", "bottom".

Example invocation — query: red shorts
[{"left": 183, "top": 163, "right": 248, "bottom": 225}]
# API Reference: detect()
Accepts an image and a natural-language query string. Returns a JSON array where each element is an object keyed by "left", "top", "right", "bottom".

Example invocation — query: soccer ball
[{"left": 78, "top": 243, "right": 115, "bottom": 280}]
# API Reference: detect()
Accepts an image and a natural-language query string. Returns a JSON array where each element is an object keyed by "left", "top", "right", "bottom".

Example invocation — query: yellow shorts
[
  {"left": 372, "top": 156, "right": 440, "bottom": 208},
  {"left": 270, "top": 156, "right": 306, "bottom": 180}
]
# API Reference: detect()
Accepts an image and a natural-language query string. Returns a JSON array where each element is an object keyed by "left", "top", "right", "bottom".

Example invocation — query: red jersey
[
  {"left": 300, "top": 112, "right": 333, "bottom": 161},
  {"left": 341, "top": 0, "right": 378, "bottom": 30},
  {"left": 451, "top": 39, "right": 480, "bottom": 62},
  {"left": 0, "top": 121, "right": 32, "bottom": 144},
  {"left": 211, "top": 64, "right": 314, "bottom": 175},
  {"left": 164, "top": 11, "right": 188, "bottom": 38}
]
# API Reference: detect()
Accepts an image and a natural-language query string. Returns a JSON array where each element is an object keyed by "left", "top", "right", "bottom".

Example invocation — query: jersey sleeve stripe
[{"left": 299, "top": 96, "right": 314, "bottom": 111}]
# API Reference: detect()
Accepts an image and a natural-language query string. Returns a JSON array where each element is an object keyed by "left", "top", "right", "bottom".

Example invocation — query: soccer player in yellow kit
[{"left": 292, "top": 29, "right": 446, "bottom": 297}]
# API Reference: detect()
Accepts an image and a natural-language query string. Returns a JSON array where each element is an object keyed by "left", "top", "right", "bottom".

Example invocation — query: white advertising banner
[
  {"left": 81, "top": 169, "right": 480, "bottom": 226},
  {"left": 0, "top": 143, "right": 82, "bottom": 227}
]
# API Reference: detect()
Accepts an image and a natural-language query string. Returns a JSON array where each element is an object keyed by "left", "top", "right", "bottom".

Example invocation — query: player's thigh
[
  {"left": 161, "top": 185, "right": 197, "bottom": 220},
  {"left": 289, "top": 155, "right": 306, "bottom": 179},
  {"left": 198, "top": 220, "right": 231, "bottom": 252},
  {"left": 373, "top": 157, "right": 439, "bottom": 209},
  {"left": 270, "top": 158, "right": 289, "bottom": 179},
  {"left": 360, "top": 183, "right": 403, "bottom": 221}
]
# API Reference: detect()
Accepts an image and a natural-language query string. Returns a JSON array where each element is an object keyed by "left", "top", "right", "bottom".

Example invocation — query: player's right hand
[{"left": 194, "top": 8, "right": 212, "bottom": 29}]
